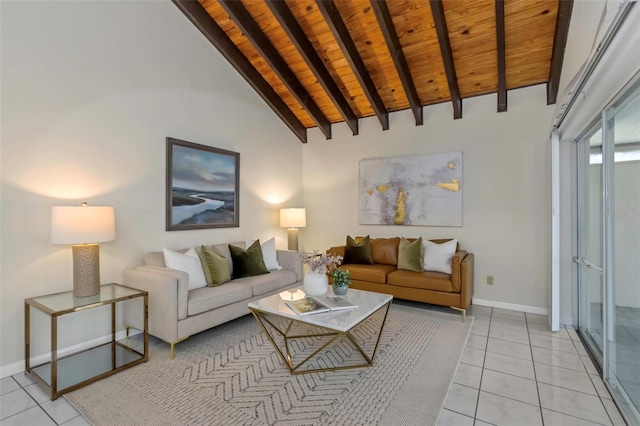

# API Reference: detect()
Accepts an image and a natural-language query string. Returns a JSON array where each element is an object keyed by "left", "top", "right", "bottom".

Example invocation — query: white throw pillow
[
  {"left": 163, "top": 248, "right": 208, "bottom": 290},
  {"left": 246, "top": 237, "right": 282, "bottom": 271},
  {"left": 422, "top": 239, "right": 458, "bottom": 274}
]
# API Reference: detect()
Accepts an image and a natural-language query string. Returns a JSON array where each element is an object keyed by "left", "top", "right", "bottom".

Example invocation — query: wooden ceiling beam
[
  {"left": 218, "top": 0, "right": 332, "bottom": 140},
  {"left": 371, "top": 0, "right": 423, "bottom": 126},
  {"left": 172, "top": 0, "right": 307, "bottom": 143},
  {"left": 316, "top": 0, "right": 389, "bottom": 131},
  {"left": 266, "top": 0, "right": 359, "bottom": 136},
  {"left": 496, "top": 0, "right": 507, "bottom": 112},
  {"left": 430, "top": 0, "right": 462, "bottom": 119},
  {"left": 547, "top": 0, "right": 573, "bottom": 105}
]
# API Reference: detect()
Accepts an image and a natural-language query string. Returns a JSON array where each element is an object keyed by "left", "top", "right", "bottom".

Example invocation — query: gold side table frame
[
  {"left": 25, "top": 283, "right": 148, "bottom": 400},
  {"left": 250, "top": 301, "right": 391, "bottom": 374}
]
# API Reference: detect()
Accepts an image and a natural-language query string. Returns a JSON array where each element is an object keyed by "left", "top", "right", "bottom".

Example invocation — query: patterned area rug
[{"left": 66, "top": 304, "right": 472, "bottom": 425}]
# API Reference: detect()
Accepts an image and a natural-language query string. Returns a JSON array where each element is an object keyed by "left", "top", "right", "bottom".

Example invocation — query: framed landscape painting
[{"left": 166, "top": 137, "right": 239, "bottom": 231}]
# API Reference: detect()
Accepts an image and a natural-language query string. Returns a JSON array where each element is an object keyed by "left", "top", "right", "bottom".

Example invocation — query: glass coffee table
[{"left": 248, "top": 287, "right": 392, "bottom": 374}]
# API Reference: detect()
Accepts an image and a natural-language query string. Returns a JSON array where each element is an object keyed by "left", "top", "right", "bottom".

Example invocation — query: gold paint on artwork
[
  {"left": 394, "top": 187, "right": 409, "bottom": 225},
  {"left": 448, "top": 163, "right": 456, "bottom": 169},
  {"left": 433, "top": 178, "right": 461, "bottom": 192},
  {"left": 376, "top": 185, "right": 391, "bottom": 193},
  {"left": 366, "top": 190, "right": 373, "bottom": 195}
]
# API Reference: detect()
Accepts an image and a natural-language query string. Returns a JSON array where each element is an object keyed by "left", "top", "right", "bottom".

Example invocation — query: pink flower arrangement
[{"left": 299, "top": 250, "right": 343, "bottom": 274}]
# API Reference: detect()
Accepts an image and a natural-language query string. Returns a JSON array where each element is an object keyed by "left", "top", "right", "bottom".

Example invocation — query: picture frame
[{"left": 166, "top": 137, "right": 239, "bottom": 231}]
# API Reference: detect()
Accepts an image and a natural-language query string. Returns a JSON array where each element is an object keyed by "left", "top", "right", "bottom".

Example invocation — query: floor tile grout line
[
  {"left": 473, "top": 307, "right": 492, "bottom": 423},
  {"left": 481, "top": 366, "right": 538, "bottom": 382},
  {"left": 440, "top": 407, "right": 477, "bottom": 421},
  {"left": 525, "top": 316, "right": 546, "bottom": 425},
  {"left": 479, "top": 387, "right": 562, "bottom": 410},
  {"left": 542, "top": 406, "right": 611, "bottom": 426},
  {"left": 571, "top": 335, "right": 619, "bottom": 426},
  {"left": 3, "top": 376, "right": 60, "bottom": 426}
]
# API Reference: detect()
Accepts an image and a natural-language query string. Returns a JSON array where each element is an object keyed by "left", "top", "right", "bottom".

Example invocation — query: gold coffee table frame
[{"left": 250, "top": 300, "right": 391, "bottom": 375}]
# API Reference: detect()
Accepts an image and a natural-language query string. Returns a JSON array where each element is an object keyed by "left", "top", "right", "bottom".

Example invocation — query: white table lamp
[
  {"left": 51, "top": 203, "right": 116, "bottom": 297},
  {"left": 280, "top": 208, "right": 306, "bottom": 251}
]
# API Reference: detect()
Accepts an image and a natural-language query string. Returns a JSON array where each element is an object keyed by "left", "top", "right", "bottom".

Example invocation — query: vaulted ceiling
[{"left": 173, "top": 0, "right": 573, "bottom": 143}]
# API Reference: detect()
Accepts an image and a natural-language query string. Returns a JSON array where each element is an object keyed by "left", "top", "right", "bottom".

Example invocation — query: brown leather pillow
[
  {"left": 344, "top": 235, "right": 374, "bottom": 264},
  {"left": 370, "top": 237, "right": 400, "bottom": 265}
]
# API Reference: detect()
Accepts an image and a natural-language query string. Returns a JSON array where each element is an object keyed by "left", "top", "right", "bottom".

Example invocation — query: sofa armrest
[
  {"left": 123, "top": 266, "right": 189, "bottom": 343},
  {"left": 459, "top": 253, "right": 474, "bottom": 309},
  {"left": 450, "top": 250, "right": 467, "bottom": 292},
  {"left": 277, "top": 250, "right": 302, "bottom": 282}
]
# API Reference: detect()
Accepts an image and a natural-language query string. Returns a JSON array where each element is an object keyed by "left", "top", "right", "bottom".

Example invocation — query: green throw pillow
[
  {"left": 344, "top": 235, "right": 374, "bottom": 264},
  {"left": 229, "top": 240, "right": 269, "bottom": 279},
  {"left": 397, "top": 237, "right": 424, "bottom": 272},
  {"left": 200, "top": 245, "right": 231, "bottom": 286}
]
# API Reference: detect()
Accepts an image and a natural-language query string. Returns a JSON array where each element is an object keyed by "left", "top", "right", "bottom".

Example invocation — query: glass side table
[{"left": 24, "top": 283, "right": 148, "bottom": 400}]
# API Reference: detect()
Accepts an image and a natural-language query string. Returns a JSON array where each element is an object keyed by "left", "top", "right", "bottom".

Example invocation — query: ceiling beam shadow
[
  {"left": 172, "top": 0, "right": 307, "bottom": 143},
  {"left": 371, "top": 0, "right": 423, "bottom": 126},
  {"left": 430, "top": 0, "right": 462, "bottom": 119},
  {"left": 266, "top": 0, "right": 359, "bottom": 136},
  {"left": 496, "top": 0, "right": 507, "bottom": 112},
  {"left": 219, "top": 0, "right": 331, "bottom": 139},
  {"left": 547, "top": 0, "right": 574, "bottom": 105},
  {"left": 316, "top": 0, "right": 389, "bottom": 131}
]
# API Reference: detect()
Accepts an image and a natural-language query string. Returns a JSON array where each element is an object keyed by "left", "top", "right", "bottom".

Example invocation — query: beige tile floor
[
  {"left": 0, "top": 303, "right": 629, "bottom": 425},
  {"left": 0, "top": 373, "right": 89, "bottom": 426},
  {"left": 438, "top": 304, "right": 628, "bottom": 426}
]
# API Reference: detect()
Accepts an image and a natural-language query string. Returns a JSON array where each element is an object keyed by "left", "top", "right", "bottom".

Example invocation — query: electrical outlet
[{"left": 487, "top": 275, "right": 494, "bottom": 285}]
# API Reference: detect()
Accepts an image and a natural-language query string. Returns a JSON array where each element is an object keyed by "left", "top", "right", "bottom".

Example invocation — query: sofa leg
[
  {"left": 167, "top": 337, "right": 189, "bottom": 360},
  {"left": 450, "top": 306, "right": 466, "bottom": 322}
]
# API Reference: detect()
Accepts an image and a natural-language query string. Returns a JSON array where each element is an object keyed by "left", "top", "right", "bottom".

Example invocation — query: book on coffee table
[
  {"left": 318, "top": 295, "right": 358, "bottom": 311},
  {"left": 285, "top": 295, "right": 357, "bottom": 316}
]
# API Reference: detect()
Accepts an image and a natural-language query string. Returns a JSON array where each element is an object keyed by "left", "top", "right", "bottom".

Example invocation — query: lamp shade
[
  {"left": 51, "top": 205, "right": 116, "bottom": 244},
  {"left": 280, "top": 208, "right": 306, "bottom": 228}
]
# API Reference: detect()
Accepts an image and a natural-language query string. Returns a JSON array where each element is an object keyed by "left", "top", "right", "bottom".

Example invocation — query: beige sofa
[{"left": 123, "top": 242, "right": 301, "bottom": 358}]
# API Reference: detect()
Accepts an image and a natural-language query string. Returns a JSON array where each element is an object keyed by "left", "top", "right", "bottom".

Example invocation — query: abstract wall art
[{"left": 359, "top": 152, "right": 462, "bottom": 226}]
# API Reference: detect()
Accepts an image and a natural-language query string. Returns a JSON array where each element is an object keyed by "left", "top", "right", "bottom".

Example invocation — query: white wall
[
  {"left": 0, "top": 0, "right": 303, "bottom": 376},
  {"left": 302, "top": 85, "right": 556, "bottom": 311}
]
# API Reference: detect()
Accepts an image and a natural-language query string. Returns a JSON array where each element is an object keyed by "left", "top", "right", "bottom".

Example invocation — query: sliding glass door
[
  {"left": 576, "top": 125, "right": 605, "bottom": 357},
  {"left": 575, "top": 73, "right": 640, "bottom": 425},
  {"left": 606, "top": 84, "right": 640, "bottom": 422}
]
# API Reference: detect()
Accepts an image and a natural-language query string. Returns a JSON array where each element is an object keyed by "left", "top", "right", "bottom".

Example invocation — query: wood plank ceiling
[{"left": 173, "top": 0, "right": 573, "bottom": 143}]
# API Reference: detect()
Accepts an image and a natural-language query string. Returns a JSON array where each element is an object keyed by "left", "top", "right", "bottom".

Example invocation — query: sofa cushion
[
  {"left": 229, "top": 240, "right": 269, "bottom": 279},
  {"left": 397, "top": 237, "right": 424, "bottom": 272},
  {"left": 344, "top": 235, "right": 374, "bottom": 264},
  {"left": 187, "top": 282, "right": 254, "bottom": 316},
  {"left": 371, "top": 237, "right": 400, "bottom": 265},
  {"left": 246, "top": 237, "right": 281, "bottom": 271},
  {"left": 144, "top": 251, "right": 168, "bottom": 266},
  {"left": 200, "top": 245, "right": 231, "bottom": 286},
  {"left": 213, "top": 243, "right": 235, "bottom": 277},
  {"left": 342, "top": 263, "right": 396, "bottom": 284},
  {"left": 423, "top": 239, "right": 458, "bottom": 274},
  {"left": 242, "top": 269, "right": 298, "bottom": 296},
  {"left": 387, "top": 269, "right": 453, "bottom": 292},
  {"left": 163, "top": 248, "right": 208, "bottom": 290}
]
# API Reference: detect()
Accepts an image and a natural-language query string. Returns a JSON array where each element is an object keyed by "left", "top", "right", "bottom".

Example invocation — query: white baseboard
[
  {"left": 472, "top": 298, "right": 549, "bottom": 316},
  {"left": 0, "top": 329, "right": 141, "bottom": 380}
]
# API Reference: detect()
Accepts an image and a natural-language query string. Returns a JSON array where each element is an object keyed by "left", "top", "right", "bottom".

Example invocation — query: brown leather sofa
[{"left": 327, "top": 237, "right": 474, "bottom": 320}]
